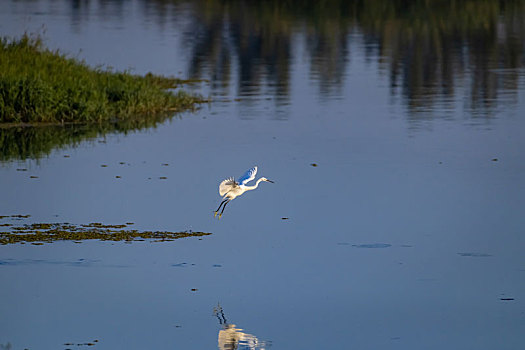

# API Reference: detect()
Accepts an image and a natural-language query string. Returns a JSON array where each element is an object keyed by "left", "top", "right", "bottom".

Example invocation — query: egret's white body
[{"left": 214, "top": 166, "right": 273, "bottom": 218}]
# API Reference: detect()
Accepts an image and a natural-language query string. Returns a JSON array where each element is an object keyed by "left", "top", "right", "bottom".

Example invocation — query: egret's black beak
[{"left": 266, "top": 179, "right": 274, "bottom": 183}]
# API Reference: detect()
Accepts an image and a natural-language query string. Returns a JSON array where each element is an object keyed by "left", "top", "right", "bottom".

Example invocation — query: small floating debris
[
  {"left": 172, "top": 263, "right": 188, "bottom": 267},
  {"left": 458, "top": 252, "right": 492, "bottom": 257},
  {"left": 352, "top": 243, "right": 391, "bottom": 249},
  {"left": 64, "top": 339, "right": 98, "bottom": 347}
]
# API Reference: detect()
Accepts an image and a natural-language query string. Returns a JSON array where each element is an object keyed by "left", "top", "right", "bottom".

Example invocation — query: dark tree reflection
[
  {"left": 61, "top": 0, "right": 525, "bottom": 115},
  {"left": 142, "top": 0, "right": 525, "bottom": 116}
]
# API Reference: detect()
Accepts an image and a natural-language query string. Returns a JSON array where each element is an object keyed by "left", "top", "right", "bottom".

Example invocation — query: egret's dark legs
[
  {"left": 218, "top": 200, "right": 230, "bottom": 219},
  {"left": 214, "top": 199, "right": 228, "bottom": 217}
]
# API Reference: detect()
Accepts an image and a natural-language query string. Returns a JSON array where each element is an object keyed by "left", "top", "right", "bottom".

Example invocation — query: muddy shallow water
[{"left": 1, "top": 1, "right": 525, "bottom": 349}]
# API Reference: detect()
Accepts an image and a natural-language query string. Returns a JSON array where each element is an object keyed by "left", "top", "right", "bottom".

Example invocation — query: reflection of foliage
[
  {"left": 148, "top": 0, "right": 525, "bottom": 114},
  {"left": 0, "top": 114, "right": 176, "bottom": 161},
  {"left": 189, "top": 1, "right": 294, "bottom": 98},
  {"left": 354, "top": 0, "right": 525, "bottom": 113}
]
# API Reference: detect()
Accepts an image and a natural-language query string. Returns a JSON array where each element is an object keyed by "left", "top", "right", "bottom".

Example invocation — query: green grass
[{"left": 0, "top": 34, "right": 204, "bottom": 124}]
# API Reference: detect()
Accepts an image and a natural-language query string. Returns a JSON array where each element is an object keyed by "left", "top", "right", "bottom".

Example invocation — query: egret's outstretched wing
[
  {"left": 219, "top": 177, "right": 238, "bottom": 196},
  {"left": 238, "top": 166, "right": 258, "bottom": 186}
]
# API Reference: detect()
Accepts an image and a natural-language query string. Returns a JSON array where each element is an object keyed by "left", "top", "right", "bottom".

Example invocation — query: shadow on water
[{"left": 213, "top": 304, "right": 272, "bottom": 350}]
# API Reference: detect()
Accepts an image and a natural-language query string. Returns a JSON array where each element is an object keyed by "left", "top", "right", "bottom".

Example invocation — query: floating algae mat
[{"left": 0, "top": 216, "right": 211, "bottom": 245}]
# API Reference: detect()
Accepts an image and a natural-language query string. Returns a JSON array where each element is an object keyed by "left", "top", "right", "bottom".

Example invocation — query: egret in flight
[{"left": 214, "top": 166, "right": 274, "bottom": 219}]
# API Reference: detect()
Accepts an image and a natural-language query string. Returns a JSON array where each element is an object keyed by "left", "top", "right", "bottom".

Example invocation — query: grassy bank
[{"left": 0, "top": 34, "right": 203, "bottom": 124}]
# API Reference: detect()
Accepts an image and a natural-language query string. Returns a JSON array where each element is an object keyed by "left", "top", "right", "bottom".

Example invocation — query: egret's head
[{"left": 261, "top": 177, "right": 274, "bottom": 183}]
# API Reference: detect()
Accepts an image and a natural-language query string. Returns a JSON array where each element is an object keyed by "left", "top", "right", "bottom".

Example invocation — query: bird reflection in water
[{"left": 213, "top": 304, "right": 272, "bottom": 350}]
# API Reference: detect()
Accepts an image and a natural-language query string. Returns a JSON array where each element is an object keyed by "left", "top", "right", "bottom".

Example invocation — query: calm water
[{"left": 1, "top": 1, "right": 525, "bottom": 349}]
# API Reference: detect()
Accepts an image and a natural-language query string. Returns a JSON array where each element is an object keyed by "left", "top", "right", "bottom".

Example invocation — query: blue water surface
[{"left": 1, "top": 1, "right": 524, "bottom": 349}]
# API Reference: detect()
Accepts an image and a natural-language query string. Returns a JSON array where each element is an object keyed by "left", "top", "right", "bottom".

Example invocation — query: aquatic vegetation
[
  {"left": 0, "top": 219, "right": 211, "bottom": 245},
  {"left": 0, "top": 33, "right": 205, "bottom": 124},
  {"left": 0, "top": 214, "right": 31, "bottom": 219}
]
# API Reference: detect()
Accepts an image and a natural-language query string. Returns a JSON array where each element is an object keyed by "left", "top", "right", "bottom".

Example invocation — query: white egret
[{"left": 214, "top": 166, "right": 274, "bottom": 219}]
